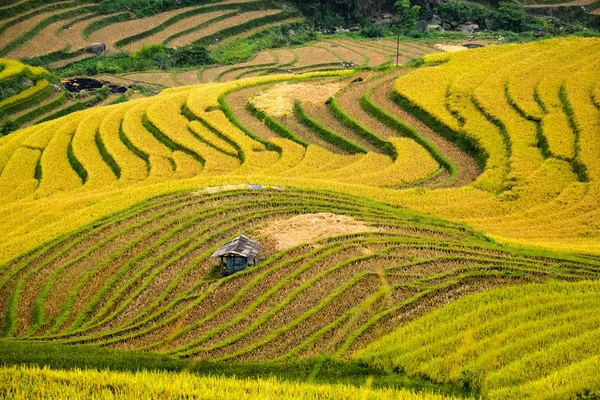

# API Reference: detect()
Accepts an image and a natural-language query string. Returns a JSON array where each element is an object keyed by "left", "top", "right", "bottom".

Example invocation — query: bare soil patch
[
  {"left": 169, "top": 10, "right": 280, "bottom": 48},
  {"left": 259, "top": 213, "right": 380, "bottom": 251}
]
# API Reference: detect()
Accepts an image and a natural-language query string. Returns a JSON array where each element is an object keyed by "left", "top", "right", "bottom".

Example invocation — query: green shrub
[{"left": 491, "top": 1, "right": 527, "bottom": 32}]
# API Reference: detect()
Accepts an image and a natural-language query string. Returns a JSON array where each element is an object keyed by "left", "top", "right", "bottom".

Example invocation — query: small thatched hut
[{"left": 210, "top": 235, "right": 261, "bottom": 276}]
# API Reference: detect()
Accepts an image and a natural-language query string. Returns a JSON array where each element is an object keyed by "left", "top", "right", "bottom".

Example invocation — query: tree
[
  {"left": 492, "top": 1, "right": 527, "bottom": 32},
  {"left": 396, "top": 0, "right": 421, "bottom": 34}
]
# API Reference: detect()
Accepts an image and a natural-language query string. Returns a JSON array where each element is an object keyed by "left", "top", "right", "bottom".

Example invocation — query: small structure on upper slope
[{"left": 210, "top": 235, "right": 261, "bottom": 276}]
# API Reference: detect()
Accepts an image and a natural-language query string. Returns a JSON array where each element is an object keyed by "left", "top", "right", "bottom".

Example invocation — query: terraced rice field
[
  {"left": 1, "top": 36, "right": 599, "bottom": 398},
  {"left": 116, "top": 39, "right": 435, "bottom": 88},
  {"left": 3, "top": 187, "right": 598, "bottom": 362},
  {"left": 0, "top": 0, "right": 303, "bottom": 66},
  {"left": 359, "top": 281, "right": 600, "bottom": 399},
  {"left": 0, "top": 59, "right": 118, "bottom": 135}
]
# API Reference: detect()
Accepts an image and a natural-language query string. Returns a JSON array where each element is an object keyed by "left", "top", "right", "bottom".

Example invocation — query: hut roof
[{"left": 210, "top": 235, "right": 261, "bottom": 259}]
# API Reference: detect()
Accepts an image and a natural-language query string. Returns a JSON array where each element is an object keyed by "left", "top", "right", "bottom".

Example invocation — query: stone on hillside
[
  {"left": 459, "top": 24, "right": 479, "bottom": 33},
  {"left": 417, "top": 20, "right": 429, "bottom": 33},
  {"left": 85, "top": 42, "right": 106, "bottom": 55}
]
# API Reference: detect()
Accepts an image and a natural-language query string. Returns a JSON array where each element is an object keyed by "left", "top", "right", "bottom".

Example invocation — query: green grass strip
[
  {"left": 0, "top": 83, "right": 53, "bottom": 117},
  {"left": 35, "top": 101, "right": 86, "bottom": 123},
  {"left": 67, "top": 134, "right": 88, "bottom": 184},
  {"left": 218, "top": 90, "right": 282, "bottom": 154},
  {"left": 362, "top": 80, "right": 458, "bottom": 182},
  {"left": 94, "top": 131, "right": 120, "bottom": 179},
  {"left": 559, "top": 84, "right": 588, "bottom": 183},
  {"left": 12, "top": 92, "right": 67, "bottom": 127},
  {"left": 327, "top": 96, "right": 396, "bottom": 158},
  {"left": 293, "top": 100, "right": 367, "bottom": 154},
  {"left": 246, "top": 102, "right": 308, "bottom": 147},
  {"left": 142, "top": 112, "right": 205, "bottom": 166}
]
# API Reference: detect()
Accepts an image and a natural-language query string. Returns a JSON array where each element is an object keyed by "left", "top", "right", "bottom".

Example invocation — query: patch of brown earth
[{"left": 259, "top": 213, "right": 380, "bottom": 251}]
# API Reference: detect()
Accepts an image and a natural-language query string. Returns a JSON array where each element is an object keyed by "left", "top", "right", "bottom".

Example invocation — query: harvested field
[
  {"left": 122, "top": 10, "right": 230, "bottom": 51},
  {"left": 0, "top": 10, "right": 64, "bottom": 49},
  {"left": 271, "top": 48, "right": 297, "bottom": 66},
  {"left": 168, "top": 10, "right": 281, "bottom": 48},
  {"left": 120, "top": 72, "right": 180, "bottom": 88},
  {"left": 315, "top": 42, "right": 367, "bottom": 66},
  {"left": 329, "top": 40, "right": 393, "bottom": 67},
  {"left": 202, "top": 51, "right": 275, "bottom": 83},
  {"left": 5, "top": 12, "right": 95, "bottom": 59},
  {"left": 217, "top": 17, "right": 305, "bottom": 45},
  {"left": 292, "top": 45, "right": 341, "bottom": 68},
  {"left": 90, "top": 6, "right": 207, "bottom": 52},
  {"left": 2, "top": 188, "right": 596, "bottom": 361},
  {"left": 174, "top": 70, "right": 202, "bottom": 86}
]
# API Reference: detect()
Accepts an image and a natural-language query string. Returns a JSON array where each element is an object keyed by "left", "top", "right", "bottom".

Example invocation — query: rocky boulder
[{"left": 85, "top": 42, "right": 106, "bottom": 56}]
